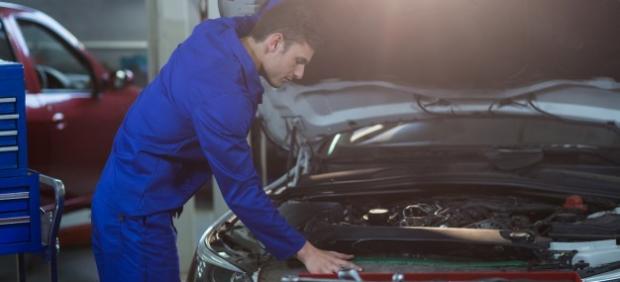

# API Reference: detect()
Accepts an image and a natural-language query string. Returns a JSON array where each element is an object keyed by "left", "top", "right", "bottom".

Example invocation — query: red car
[{"left": 0, "top": 3, "right": 139, "bottom": 215}]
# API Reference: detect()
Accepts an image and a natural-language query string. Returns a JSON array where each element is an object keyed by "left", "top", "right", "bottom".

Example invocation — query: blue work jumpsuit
[{"left": 91, "top": 4, "right": 305, "bottom": 281}]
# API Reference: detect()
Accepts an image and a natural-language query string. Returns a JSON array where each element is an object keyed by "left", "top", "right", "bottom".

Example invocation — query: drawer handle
[
  {"left": 0, "top": 98, "right": 16, "bottom": 103},
  {"left": 0, "top": 215, "right": 30, "bottom": 226},
  {"left": 0, "top": 192, "right": 29, "bottom": 201},
  {"left": 0, "top": 114, "right": 18, "bottom": 120},
  {"left": 0, "top": 146, "right": 18, "bottom": 152},
  {"left": 0, "top": 130, "right": 17, "bottom": 136}
]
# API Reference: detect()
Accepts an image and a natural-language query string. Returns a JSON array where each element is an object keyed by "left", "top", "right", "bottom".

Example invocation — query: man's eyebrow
[{"left": 296, "top": 57, "right": 309, "bottom": 64}]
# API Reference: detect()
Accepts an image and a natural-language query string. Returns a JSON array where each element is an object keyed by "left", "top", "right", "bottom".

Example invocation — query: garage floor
[
  {"left": 0, "top": 246, "right": 97, "bottom": 282},
  {"left": 0, "top": 245, "right": 191, "bottom": 281},
  {"left": 0, "top": 197, "right": 211, "bottom": 281}
]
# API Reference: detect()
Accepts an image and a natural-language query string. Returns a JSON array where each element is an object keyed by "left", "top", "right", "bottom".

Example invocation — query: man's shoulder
[
  {"left": 159, "top": 17, "right": 255, "bottom": 105},
  {"left": 194, "top": 16, "right": 256, "bottom": 37},
  {"left": 171, "top": 19, "right": 244, "bottom": 79},
  {"left": 193, "top": 17, "right": 234, "bottom": 36},
  {"left": 186, "top": 18, "right": 237, "bottom": 57}
]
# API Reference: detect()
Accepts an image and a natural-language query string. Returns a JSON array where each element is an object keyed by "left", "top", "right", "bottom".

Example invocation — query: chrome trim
[
  {"left": 196, "top": 167, "right": 300, "bottom": 274},
  {"left": 37, "top": 173, "right": 64, "bottom": 282},
  {"left": 82, "top": 40, "right": 147, "bottom": 50},
  {"left": 0, "top": 192, "right": 28, "bottom": 201},
  {"left": 197, "top": 211, "right": 244, "bottom": 273},
  {"left": 392, "top": 273, "right": 405, "bottom": 282},
  {"left": 0, "top": 146, "right": 18, "bottom": 152},
  {"left": 0, "top": 114, "right": 18, "bottom": 120},
  {"left": 583, "top": 269, "right": 620, "bottom": 282},
  {"left": 38, "top": 174, "right": 65, "bottom": 248},
  {"left": 0, "top": 215, "right": 30, "bottom": 226},
  {"left": 0, "top": 98, "right": 16, "bottom": 103},
  {"left": 338, "top": 269, "right": 362, "bottom": 281},
  {"left": 0, "top": 130, "right": 18, "bottom": 136},
  {"left": 282, "top": 277, "right": 344, "bottom": 282}
]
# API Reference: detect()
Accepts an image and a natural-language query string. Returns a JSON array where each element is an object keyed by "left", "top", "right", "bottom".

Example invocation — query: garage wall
[{"left": 11, "top": 0, "right": 149, "bottom": 84}]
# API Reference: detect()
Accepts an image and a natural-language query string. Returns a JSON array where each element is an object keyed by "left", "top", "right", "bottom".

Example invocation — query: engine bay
[
  {"left": 313, "top": 195, "right": 559, "bottom": 230},
  {"left": 215, "top": 190, "right": 620, "bottom": 280},
  {"left": 276, "top": 192, "right": 620, "bottom": 268},
  {"left": 283, "top": 193, "right": 620, "bottom": 241}
]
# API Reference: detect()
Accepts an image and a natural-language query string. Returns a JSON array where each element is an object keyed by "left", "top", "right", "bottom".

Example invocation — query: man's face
[{"left": 261, "top": 35, "right": 315, "bottom": 88}]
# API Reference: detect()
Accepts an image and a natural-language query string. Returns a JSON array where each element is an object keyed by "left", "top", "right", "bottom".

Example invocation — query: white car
[{"left": 190, "top": 1, "right": 620, "bottom": 281}]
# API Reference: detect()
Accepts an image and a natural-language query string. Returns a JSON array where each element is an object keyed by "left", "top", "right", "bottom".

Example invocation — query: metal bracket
[
  {"left": 288, "top": 147, "right": 310, "bottom": 187},
  {"left": 283, "top": 116, "right": 304, "bottom": 150},
  {"left": 283, "top": 116, "right": 311, "bottom": 188},
  {"left": 38, "top": 174, "right": 65, "bottom": 282},
  {"left": 338, "top": 269, "right": 363, "bottom": 281},
  {"left": 281, "top": 271, "right": 407, "bottom": 282}
]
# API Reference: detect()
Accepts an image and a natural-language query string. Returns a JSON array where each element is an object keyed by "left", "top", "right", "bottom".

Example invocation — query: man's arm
[
  {"left": 188, "top": 90, "right": 361, "bottom": 273},
  {"left": 175, "top": 0, "right": 362, "bottom": 271},
  {"left": 190, "top": 91, "right": 306, "bottom": 259}
]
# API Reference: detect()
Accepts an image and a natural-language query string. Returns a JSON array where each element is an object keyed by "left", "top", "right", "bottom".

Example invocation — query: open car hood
[
  {"left": 259, "top": 79, "right": 620, "bottom": 149},
  {"left": 219, "top": 0, "right": 620, "bottom": 149},
  {"left": 194, "top": 3, "right": 620, "bottom": 282}
]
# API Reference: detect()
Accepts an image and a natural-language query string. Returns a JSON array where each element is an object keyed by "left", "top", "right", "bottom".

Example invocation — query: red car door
[
  {"left": 0, "top": 15, "right": 55, "bottom": 178},
  {"left": 11, "top": 16, "right": 136, "bottom": 199}
]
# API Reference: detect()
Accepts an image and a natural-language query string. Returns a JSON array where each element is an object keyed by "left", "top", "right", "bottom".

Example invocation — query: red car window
[
  {"left": 17, "top": 19, "right": 92, "bottom": 92},
  {"left": 0, "top": 19, "right": 15, "bottom": 62}
]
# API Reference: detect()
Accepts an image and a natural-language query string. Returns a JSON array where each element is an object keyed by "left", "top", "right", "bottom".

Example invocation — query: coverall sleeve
[{"left": 190, "top": 91, "right": 306, "bottom": 260}]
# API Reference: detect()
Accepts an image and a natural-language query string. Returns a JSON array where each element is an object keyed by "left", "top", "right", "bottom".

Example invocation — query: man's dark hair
[{"left": 251, "top": 0, "right": 321, "bottom": 51}]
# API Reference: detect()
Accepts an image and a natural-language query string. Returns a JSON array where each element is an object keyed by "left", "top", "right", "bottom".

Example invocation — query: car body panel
[
  {"left": 259, "top": 79, "right": 620, "bottom": 149},
  {"left": 0, "top": 2, "right": 139, "bottom": 199},
  {"left": 220, "top": 0, "right": 620, "bottom": 149}
]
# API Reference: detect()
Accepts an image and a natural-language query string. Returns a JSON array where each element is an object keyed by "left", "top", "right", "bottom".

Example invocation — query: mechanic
[{"left": 90, "top": 0, "right": 361, "bottom": 281}]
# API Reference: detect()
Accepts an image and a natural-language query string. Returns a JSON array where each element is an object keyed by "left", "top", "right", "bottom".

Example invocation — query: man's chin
[{"left": 265, "top": 79, "right": 284, "bottom": 89}]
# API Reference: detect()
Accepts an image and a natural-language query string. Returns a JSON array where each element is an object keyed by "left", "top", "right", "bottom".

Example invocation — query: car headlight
[
  {"left": 189, "top": 174, "right": 291, "bottom": 282},
  {"left": 188, "top": 253, "right": 252, "bottom": 282},
  {"left": 188, "top": 212, "right": 253, "bottom": 282}
]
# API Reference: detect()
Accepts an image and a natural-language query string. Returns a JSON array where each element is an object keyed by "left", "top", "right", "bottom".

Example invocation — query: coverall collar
[{"left": 229, "top": 27, "right": 264, "bottom": 105}]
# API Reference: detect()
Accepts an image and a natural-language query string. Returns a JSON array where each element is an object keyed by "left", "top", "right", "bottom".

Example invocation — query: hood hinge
[{"left": 283, "top": 116, "right": 311, "bottom": 187}]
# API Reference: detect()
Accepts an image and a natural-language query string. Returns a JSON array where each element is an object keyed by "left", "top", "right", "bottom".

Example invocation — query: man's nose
[{"left": 293, "top": 65, "right": 305, "bottom": 80}]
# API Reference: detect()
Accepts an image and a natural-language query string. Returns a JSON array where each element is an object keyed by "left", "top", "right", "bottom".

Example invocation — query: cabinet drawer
[
  {"left": 0, "top": 192, "right": 29, "bottom": 213},
  {"left": 0, "top": 98, "right": 16, "bottom": 115},
  {"left": 0, "top": 173, "right": 40, "bottom": 254},
  {"left": 0, "top": 216, "right": 30, "bottom": 244}
]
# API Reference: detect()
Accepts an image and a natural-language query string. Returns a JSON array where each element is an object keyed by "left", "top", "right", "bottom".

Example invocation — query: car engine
[
  {"left": 331, "top": 196, "right": 551, "bottom": 229},
  {"left": 270, "top": 193, "right": 620, "bottom": 262},
  {"left": 214, "top": 192, "right": 620, "bottom": 281},
  {"left": 284, "top": 194, "right": 618, "bottom": 235}
]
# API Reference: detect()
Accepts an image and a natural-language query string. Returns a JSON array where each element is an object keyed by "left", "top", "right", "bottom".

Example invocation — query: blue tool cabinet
[
  {"left": 0, "top": 61, "right": 64, "bottom": 282},
  {"left": 0, "top": 171, "right": 40, "bottom": 254},
  {"left": 0, "top": 61, "right": 27, "bottom": 177}
]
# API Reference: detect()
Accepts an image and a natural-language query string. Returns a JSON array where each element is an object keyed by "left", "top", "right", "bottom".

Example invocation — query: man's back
[
  {"left": 91, "top": 2, "right": 359, "bottom": 278},
  {"left": 94, "top": 16, "right": 263, "bottom": 216}
]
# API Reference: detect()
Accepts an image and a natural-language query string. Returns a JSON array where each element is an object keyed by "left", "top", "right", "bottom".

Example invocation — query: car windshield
[{"left": 300, "top": 0, "right": 620, "bottom": 89}]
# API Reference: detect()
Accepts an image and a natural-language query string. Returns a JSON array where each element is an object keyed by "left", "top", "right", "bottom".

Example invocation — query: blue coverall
[{"left": 91, "top": 2, "right": 305, "bottom": 281}]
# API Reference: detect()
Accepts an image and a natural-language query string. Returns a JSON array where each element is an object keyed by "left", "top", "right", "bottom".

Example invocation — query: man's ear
[{"left": 265, "top": 33, "right": 284, "bottom": 53}]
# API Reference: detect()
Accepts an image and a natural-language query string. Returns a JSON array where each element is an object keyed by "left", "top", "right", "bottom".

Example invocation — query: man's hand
[{"left": 296, "top": 241, "right": 363, "bottom": 274}]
